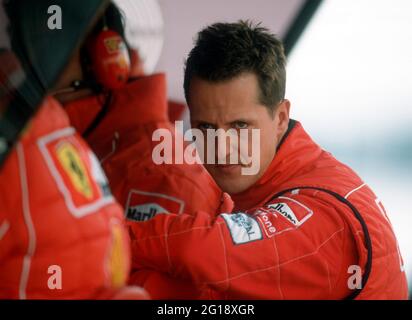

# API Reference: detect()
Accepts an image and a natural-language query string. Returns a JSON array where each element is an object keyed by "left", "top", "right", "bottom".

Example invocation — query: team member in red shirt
[
  {"left": 0, "top": 0, "right": 148, "bottom": 299},
  {"left": 128, "top": 21, "right": 408, "bottom": 299},
  {"left": 57, "top": 4, "right": 232, "bottom": 299},
  {"left": 0, "top": 98, "right": 149, "bottom": 299}
]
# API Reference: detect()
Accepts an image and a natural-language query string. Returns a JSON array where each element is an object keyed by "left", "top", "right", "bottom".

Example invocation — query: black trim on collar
[{"left": 276, "top": 119, "right": 297, "bottom": 152}]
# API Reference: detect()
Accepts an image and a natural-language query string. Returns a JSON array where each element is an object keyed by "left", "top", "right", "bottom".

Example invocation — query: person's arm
[
  {"left": 129, "top": 189, "right": 358, "bottom": 299},
  {"left": 124, "top": 169, "right": 233, "bottom": 299},
  {"left": 122, "top": 164, "right": 231, "bottom": 222}
]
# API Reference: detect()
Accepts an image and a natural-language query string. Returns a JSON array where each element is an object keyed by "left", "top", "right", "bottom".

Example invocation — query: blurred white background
[
  {"left": 286, "top": 0, "right": 412, "bottom": 286},
  {"left": 156, "top": 0, "right": 305, "bottom": 101}
]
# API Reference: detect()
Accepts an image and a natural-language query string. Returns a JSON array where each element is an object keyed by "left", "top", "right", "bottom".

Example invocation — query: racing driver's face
[{"left": 188, "top": 72, "right": 290, "bottom": 195}]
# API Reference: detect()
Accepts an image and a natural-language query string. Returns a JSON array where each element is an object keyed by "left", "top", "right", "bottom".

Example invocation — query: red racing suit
[
  {"left": 128, "top": 120, "right": 408, "bottom": 299},
  {"left": 0, "top": 97, "right": 148, "bottom": 299},
  {"left": 64, "top": 73, "right": 231, "bottom": 299}
]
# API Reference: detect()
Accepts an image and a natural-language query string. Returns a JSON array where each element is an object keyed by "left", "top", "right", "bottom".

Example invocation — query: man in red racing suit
[
  {"left": 64, "top": 73, "right": 232, "bottom": 299},
  {"left": 128, "top": 119, "right": 408, "bottom": 299},
  {"left": 0, "top": 97, "right": 149, "bottom": 299}
]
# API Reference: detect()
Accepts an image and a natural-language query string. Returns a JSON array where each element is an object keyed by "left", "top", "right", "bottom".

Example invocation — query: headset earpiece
[{"left": 87, "top": 28, "right": 131, "bottom": 90}]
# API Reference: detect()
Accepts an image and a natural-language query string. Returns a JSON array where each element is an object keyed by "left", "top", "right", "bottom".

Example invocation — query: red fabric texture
[
  {"left": 0, "top": 97, "right": 148, "bottom": 299},
  {"left": 65, "top": 74, "right": 232, "bottom": 299},
  {"left": 128, "top": 121, "right": 408, "bottom": 299}
]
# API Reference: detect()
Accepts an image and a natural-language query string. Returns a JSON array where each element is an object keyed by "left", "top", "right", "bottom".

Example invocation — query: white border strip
[
  {"left": 17, "top": 143, "right": 36, "bottom": 300},
  {"left": 344, "top": 183, "right": 366, "bottom": 199},
  {"left": 0, "top": 220, "right": 10, "bottom": 241}
]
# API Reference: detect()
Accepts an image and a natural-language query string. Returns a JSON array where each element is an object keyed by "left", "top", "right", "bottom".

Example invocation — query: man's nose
[{"left": 215, "top": 129, "right": 238, "bottom": 163}]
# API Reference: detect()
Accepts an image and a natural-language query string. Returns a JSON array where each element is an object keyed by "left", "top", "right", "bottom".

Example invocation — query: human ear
[{"left": 274, "top": 99, "right": 290, "bottom": 142}]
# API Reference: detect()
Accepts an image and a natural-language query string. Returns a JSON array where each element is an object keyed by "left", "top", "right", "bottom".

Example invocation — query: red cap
[{"left": 88, "top": 29, "right": 131, "bottom": 90}]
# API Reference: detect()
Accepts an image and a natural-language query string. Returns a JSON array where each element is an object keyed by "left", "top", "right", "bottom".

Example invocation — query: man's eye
[
  {"left": 198, "top": 123, "right": 215, "bottom": 130},
  {"left": 233, "top": 121, "right": 248, "bottom": 129}
]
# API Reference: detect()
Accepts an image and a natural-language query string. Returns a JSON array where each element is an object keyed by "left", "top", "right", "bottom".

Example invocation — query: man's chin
[
  {"left": 206, "top": 165, "right": 260, "bottom": 194},
  {"left": 214, "top": 176, "right": 255, "bottom": 195}
]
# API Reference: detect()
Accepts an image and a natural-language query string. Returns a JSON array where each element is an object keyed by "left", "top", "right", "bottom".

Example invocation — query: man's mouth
[{"left": 214, "top": 164, "right": 242, "bottom": 174}]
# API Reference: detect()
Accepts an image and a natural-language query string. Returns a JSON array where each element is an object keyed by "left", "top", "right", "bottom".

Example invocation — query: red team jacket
[
  {"left": 128, "top": 120, "right": 408, "bottom": 299},
  {"left": 65, "top": 74, "right": 232, "bottom": 299},
  {"left": 0, "top": 98, "right": 148, "bottom": 299}
]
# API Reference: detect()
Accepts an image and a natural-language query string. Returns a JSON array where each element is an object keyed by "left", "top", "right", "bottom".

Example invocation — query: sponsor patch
[
  {"left": 38, "top": 128, "right": 114, "bottom": 218},
  {"left": 222, "top": 213, "right": 263, "bottom": 245},
  {"left": 55, "top": 142, "right": 93, "bottom": 199},
  {"left": 267, "top": 198, "right": 313, "bottom": 226},
  {"left": 268, "top": 203, "right": 300, "bottom": 225},
  {"left": 255, "top": 209, "right": 277, "bottom": 238},
  {"left": 125, "top": 190, "right": 184, "bottom": 221},
  {"left": 104, "top": 37, "right": 122, "bottom": 53},
  {"left": 255, "top": 196, "right": 313, "bottom": 237}
]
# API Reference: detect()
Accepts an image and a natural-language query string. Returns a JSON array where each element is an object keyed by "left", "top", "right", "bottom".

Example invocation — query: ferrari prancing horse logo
[
  {"left": 56, "top": 142, "right": 93, "bottom": 200},
  {"left": 38, "top": 128, "right": 114, "bottom": 218}
]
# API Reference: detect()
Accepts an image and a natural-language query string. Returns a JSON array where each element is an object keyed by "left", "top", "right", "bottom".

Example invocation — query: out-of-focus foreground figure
[{"left": 0, "top": 0, "right": 148, "bottom": 299}]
